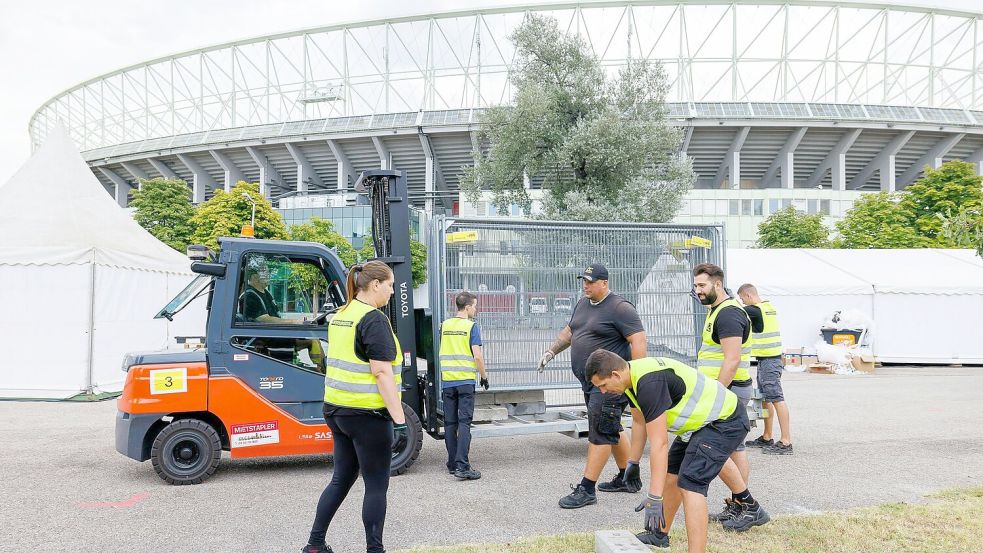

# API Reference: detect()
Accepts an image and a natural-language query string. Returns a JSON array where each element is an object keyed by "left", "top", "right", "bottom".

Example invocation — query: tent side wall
[{"left": 872, "top": 292, "right": 983, "bottom": 364}]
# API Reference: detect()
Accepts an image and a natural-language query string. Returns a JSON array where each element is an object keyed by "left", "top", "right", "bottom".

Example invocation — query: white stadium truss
[{"left": 28, "top": 1, "right": 983, "bottom": 208}]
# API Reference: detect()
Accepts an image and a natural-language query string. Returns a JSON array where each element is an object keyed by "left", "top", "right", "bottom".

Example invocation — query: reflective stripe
[
  {"left": 697, "top": 359, "right": 750, "bottom": 369},
  {"left": 755, "top": 341, "right": 782, "bottom": 350},
  {"left": 754, "top": 331, "right": 781, "bottom": 339},
  {"left": 323, "top": 377, "right": 380, "bottom": 394},
  {"left": 668, "top": 374, "right": 706, "bottom": 432},
  {"left": 439, "top": 355, "right": 476, "bottom": 362},
  {"left": 326, "top": 357, "right": 372, "bottom": 374},
  {"left": 701, "top": 345, "right": 723, "bottom": 353},
  {"left": 706, "top": 383, "right": 727, "bottom": 422}
]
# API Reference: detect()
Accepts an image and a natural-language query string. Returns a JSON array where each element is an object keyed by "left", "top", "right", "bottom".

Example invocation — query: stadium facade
[{"left": 29, "top": 1, "right": 983, "bottom": 246}]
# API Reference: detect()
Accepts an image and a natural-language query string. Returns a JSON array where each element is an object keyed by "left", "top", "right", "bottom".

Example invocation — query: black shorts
[
  {"left": 667, "top": 409, "right": 750, "bottom": 496},
  {"left": 584, "top": 390, "right": 630, "bottom": 446}
]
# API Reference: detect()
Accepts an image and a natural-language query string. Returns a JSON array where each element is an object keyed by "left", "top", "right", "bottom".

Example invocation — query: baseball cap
[{"left": 577, "top": 263, "right": 609, "bottom": 282}]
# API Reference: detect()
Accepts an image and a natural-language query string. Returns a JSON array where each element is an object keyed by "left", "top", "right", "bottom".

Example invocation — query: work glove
[
  {"left": 392, "top": 422, "right": 409, "bottom": 453},
  {"left": 537, "top": 350, "right": 555, "bottom": 373},
  {"left": 635, "top": 493, "right": 666, "bottom": 533},
  {"left": 479, "top": 377, "right": 490, "bottom": 391},
  {"left": 624, "top": 461, "right": 643, "bottom": 493}
]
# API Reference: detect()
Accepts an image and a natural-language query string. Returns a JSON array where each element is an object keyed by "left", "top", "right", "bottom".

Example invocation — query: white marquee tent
[
  {"left": 728, "top": 248, "right": 983, "bottom": 364},
  {"left": 0, "top": 128, "right": 205, "bottom": 399}
]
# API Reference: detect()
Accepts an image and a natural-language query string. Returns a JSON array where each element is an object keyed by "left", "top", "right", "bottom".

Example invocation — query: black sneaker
[
  {"left": 722, "top": 503, "right": 771, "bottom": 532},
  {"left": 709, "top": 498, "right": 742, "bottom": 522},
  {"left": 454, "top": 467, "right": 482, "bottom": 480},
  {"left": 301, "top": 545, "right": 333, "bottom": 553},
  {"left": 763, "top": 442, "right": 794, "bottom": 455},
  {"left": 597, "top": 473, "right": 629, "bottom": 493},
  {"left": 635, "top": 530, "right": 670, "bottom": 550},
  {"left": 558, "top": 484, "right": 596, "bottom": 509},
  {"left": 745, "top": 436, "right": 774, "bottom": 448}
]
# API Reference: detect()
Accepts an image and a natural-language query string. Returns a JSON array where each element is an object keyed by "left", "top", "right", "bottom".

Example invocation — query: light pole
[{"left": 241, "top": 192, "right": 256, "bottom": 230}]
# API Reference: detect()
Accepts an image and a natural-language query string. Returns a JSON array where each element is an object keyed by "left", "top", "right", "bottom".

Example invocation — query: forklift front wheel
[
  {"left": 150, "top": 419, "right": 222, "bottom": 485},
  {"left": 390, "top": 402, "right": 423, "bottom": 476}
]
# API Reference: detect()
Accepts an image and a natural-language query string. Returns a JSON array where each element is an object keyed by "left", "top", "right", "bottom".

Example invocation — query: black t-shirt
[
  {"left": 241, "top": 285, "right": 280, "bottom": 320},
  {"left": 633, "top": 368, "right": 687, "bottom": 423},
  {"left": 743, "top": 305, "right": 765, "bottom": 333},
  {"left": 710, "top": 303, "right": 751, "bottom": 343},
  {"left": 568, "top": 293, "right": 645, "bottom": 391},
  {"left": 325, "top": 301, "right": 398, "bottom": 418}
]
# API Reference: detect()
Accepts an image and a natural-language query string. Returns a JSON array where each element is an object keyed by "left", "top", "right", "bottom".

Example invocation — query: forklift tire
[
  {"left": 150, "top": 419, "right": 222, "bottom": 485},
  {"left": 390, "top": 402, "right": 423, "bottom": 476}
]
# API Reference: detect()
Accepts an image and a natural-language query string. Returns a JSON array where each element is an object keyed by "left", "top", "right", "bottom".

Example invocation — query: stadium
[{"left": 28, "top": 1, "right": 983, "bottom": 246}]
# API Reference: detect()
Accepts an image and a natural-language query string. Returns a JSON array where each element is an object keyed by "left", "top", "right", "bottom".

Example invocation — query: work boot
[
  {"left": 597, "top": 473, "right": 629, "bottom": 493},
  {"left": 454, "top": 467, "right": 482, "bottom": 480},
  {"left": 763, "top": 442, "right": 794, "bottom": 455},
  {"left": 722, "top": 503, "right": 771, "bottom": 532},
  {"left": 558, "top": 484, "right": 597, "bottom": 509},
  {"left": 301, "top": 545, "right": 333, "bottom": 553},
  {"left": 745, "top": 436, "right": 774, "bottom": 448},
  {"left": 709, "top": 498, "right": 742, "bottom": 522},
  {"left": 635, "top": 530, "right": 670, "bottom": 550}
]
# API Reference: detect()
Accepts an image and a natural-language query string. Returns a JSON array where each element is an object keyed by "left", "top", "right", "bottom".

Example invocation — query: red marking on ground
[{"left": 79, "top": 492, "right": 150, "bottom": 509}]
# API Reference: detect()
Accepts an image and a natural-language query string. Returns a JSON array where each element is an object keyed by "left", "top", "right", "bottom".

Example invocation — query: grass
[{"left": 397, "top": 487, "right": 983, "bottom": 553}]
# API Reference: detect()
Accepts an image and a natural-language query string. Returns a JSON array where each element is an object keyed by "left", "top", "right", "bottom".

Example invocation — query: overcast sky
[{"left": 1, "top": 0, "right": 980, "bottom": 185}]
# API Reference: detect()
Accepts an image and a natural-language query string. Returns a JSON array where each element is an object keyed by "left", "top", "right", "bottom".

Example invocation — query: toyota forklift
[{"left": 116, "top": 170, "right": 435, "bottom": 484}]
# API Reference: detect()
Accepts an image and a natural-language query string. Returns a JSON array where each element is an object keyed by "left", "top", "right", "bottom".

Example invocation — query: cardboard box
[
  {"left": 808, "top": 363, "right": 834, "bottom": 374},
  {"left": 851, "top": 353, "right": 876, "bottom": 373},
  {"left": 783, "top": 347, "right": 803, "bottom": 366},
  {"left": 800, "top": 354, "right": 819, "bottom": 366}
]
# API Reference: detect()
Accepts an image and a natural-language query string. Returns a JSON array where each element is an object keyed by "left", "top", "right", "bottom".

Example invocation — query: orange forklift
[{"left": 115, "top": 170, "right": 433, "bottom": 484}]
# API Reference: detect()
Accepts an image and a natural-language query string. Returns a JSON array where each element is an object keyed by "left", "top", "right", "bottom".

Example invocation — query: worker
[
  {"left": 538, "top": 263, "right": 648, "bottom": 509},
  {"left": 586, "top": 350, "right": 768, "bottom": 552},
  {"left": 239, "top": 259, "right": 303, "bottom": 324},
  {"left": 692, "top": 263, "right": 769, "bottom": 530},
  {"left": 440, "top": 290, "right": 490, "bottom": 480},
  {"left": 302, "top": 261, "right": 407, "bottom": 553},
  {"left": 738, "top": 284, "right": 793, "bottom": 455}
]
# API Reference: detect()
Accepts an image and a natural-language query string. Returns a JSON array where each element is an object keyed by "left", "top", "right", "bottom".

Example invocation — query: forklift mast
[{"left": 355, "top": 170, "right": 425, "bottom": 420}]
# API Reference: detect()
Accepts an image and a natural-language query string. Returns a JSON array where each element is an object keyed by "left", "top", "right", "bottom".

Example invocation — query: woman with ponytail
[{"left": 302, "top": 260, "right": 407, "bottom": 553}]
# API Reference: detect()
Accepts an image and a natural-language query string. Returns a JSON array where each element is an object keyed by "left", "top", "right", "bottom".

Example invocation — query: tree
[
  {"left": 940, "top": 208, "right": 983, "bottom": 257},
  {"left": 461, "top": 14, "right": 693, "bottom": 223},
  {"left": 129, "top": 178, "right": 195, "bottom": 251},
  {"left": 833, "top": 192, "right": 929, "bottom": 249},
  {"left": 358, "top": 236, "right": 428, "bottom": 288},
  {"left": 756, "top": 207, "right": 829, "bottom": 248},
  {"left": 289, "top": 217, "right": 359, "bottom": 309},
  {"left": 899, "top": 160, "right": 983, "bottom": 245},
  {"left": 189, "top": 181, "right": 288, "bottom": 250}
]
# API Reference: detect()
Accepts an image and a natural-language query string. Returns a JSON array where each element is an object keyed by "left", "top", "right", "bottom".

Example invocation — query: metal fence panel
[{"left": 428, "top": 217, "right": 725, "bottom": 408}]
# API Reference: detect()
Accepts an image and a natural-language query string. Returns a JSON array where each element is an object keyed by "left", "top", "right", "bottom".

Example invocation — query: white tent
[
  {"left": 0, "top": 128, "right": 205, "bottom": 399},
  {"left": 728, "top": 248, "right": 983, "bottom": 364}
]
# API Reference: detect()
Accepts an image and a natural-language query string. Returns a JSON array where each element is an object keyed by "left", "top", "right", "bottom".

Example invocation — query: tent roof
[
  {"left": 728, "top": 248, "right": 983, "bottom": 296},
  {"left": 0, "top": 127, "right": 191, "bottom": 273}
]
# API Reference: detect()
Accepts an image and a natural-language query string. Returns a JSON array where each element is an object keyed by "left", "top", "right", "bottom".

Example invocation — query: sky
[{"left": 1, "top": 0, "right": 980, "bottom": 185}]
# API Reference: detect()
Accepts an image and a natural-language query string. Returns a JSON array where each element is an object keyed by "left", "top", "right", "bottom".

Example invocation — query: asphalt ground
[{"left": 4, "top": 365, "right": 982, "bottom": 552}]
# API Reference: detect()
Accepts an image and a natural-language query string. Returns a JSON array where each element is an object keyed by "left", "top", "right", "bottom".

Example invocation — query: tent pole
[{"left": 85, "top": 260, "right": 97, "bottom": 394}]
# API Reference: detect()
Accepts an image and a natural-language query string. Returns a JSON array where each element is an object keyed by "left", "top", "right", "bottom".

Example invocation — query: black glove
[
  {"left": 624, "top": 461, "right": 642, "bottom": 493},
  {"left": 635, "top": 493, "right": 666, "bottom": 533},
  {"left": 479, "top": 377, "right": 490, "bottom": 391},
  {"left": 392, "top": 422, "right": 408, "bottom": 453}
]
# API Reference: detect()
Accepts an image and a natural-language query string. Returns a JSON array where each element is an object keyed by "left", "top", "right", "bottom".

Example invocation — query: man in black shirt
[
  {"left": 239, "top": 265, "right": 303, "bottom": 324},
  {"left": 538, "top": 263, "right": 648, "bottom": 509}
]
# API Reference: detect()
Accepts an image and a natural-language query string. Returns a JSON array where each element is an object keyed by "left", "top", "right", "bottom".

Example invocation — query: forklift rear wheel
[
  {"left": 390, "top": 402, "right": 423, "bottom": 476},
  {"left": 150, "top": 419, "right": 222, "bottom": 485}
]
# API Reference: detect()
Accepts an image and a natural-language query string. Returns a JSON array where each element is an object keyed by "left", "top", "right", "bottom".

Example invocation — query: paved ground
[{"left": 4, "top": 366, "right": 982, "bottom": 552}]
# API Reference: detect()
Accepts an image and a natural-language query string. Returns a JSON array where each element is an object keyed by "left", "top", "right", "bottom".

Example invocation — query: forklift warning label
[{"left": 231, "top": 421, "right": 280, "bottom": 448}]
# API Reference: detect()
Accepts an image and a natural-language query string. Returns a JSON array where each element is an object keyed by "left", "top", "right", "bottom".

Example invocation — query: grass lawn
[{"left": 397, "top": 487, "right": 983, "bottom": 553}]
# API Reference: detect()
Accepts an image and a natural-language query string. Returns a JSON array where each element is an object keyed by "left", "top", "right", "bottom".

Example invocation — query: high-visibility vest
[
  {"left": 624, "top": 357, "right": 738, "bottom": 436},
  {"left": 323, "top": 300, "right": 402, "bottom": 409},
  {"left": 698, "top": 298, "right": 752, "bottom": 382},
  {"left": 751, "top": 300, "right": 783, "bottom": 358},
  {"left": 439, "top": 317, "right": 478, "bottom": 383}
]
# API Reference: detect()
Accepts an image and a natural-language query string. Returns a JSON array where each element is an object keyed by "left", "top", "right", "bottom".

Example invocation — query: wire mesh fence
[{"left": 428, "top": 216, "right": 725, "bottom": 408}]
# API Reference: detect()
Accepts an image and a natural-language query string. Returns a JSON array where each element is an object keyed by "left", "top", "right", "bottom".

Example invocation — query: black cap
[{"left": 577, "top": 263, "right": 609, "bottom": 282}]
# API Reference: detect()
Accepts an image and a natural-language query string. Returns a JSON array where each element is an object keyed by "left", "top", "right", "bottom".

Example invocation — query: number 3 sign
[{"left": 149, "top": 368, "right": 188, "bottom": 395}]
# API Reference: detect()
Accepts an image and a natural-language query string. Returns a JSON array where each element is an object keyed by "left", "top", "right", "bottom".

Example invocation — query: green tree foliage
[
  {"left": 358, "top": 236, "right": 428, "bottom": 288},
  {"left": 833, "top": 192, "right": 929, "bottom": 249},
  {"left": 288, "top": 217, "right": 358, "bottom": 309},
  {"left": 899, "top": 161, "right": 983, "bottom": 245},
  {"left": 461, "top": 14, "right": 693, "bottom": 222},
  {"left": 189, "top": 182, "right": 288, "bottom": 250},
  {"left": 756, "top": 206, "right": 830, "bottom": 248},
  {"left": 129, "top": 178, "right": 195, "bottom": 251},
  {"left": 940, "top": 208, "right": 983, "bottom": 257}
]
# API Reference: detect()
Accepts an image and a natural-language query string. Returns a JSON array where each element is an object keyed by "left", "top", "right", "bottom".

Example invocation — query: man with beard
[{"left": 691, "top": 263, "right": 769, "bottom": 532}]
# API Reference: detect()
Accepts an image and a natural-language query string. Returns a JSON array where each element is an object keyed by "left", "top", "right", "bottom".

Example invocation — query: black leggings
[{"left": 309, "top": 413, "right": 393, "bottom": 553}]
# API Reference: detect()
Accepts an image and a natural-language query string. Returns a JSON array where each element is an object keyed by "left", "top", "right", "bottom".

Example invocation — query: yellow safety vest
[
  {"left": 323, "top": 300, "right": 402, "bottom": 409},
  {"left": 439, "top": 317, "right": 478, "bottom": 383},
  {"left": 751, "top": 300, "right": 783, "bottom": 358},
  {"left": 698, "top": 298, "right": 752, "bottom": 382},
  {"left": 624, "top": 357, "right": 738, "bottom": 436}
]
